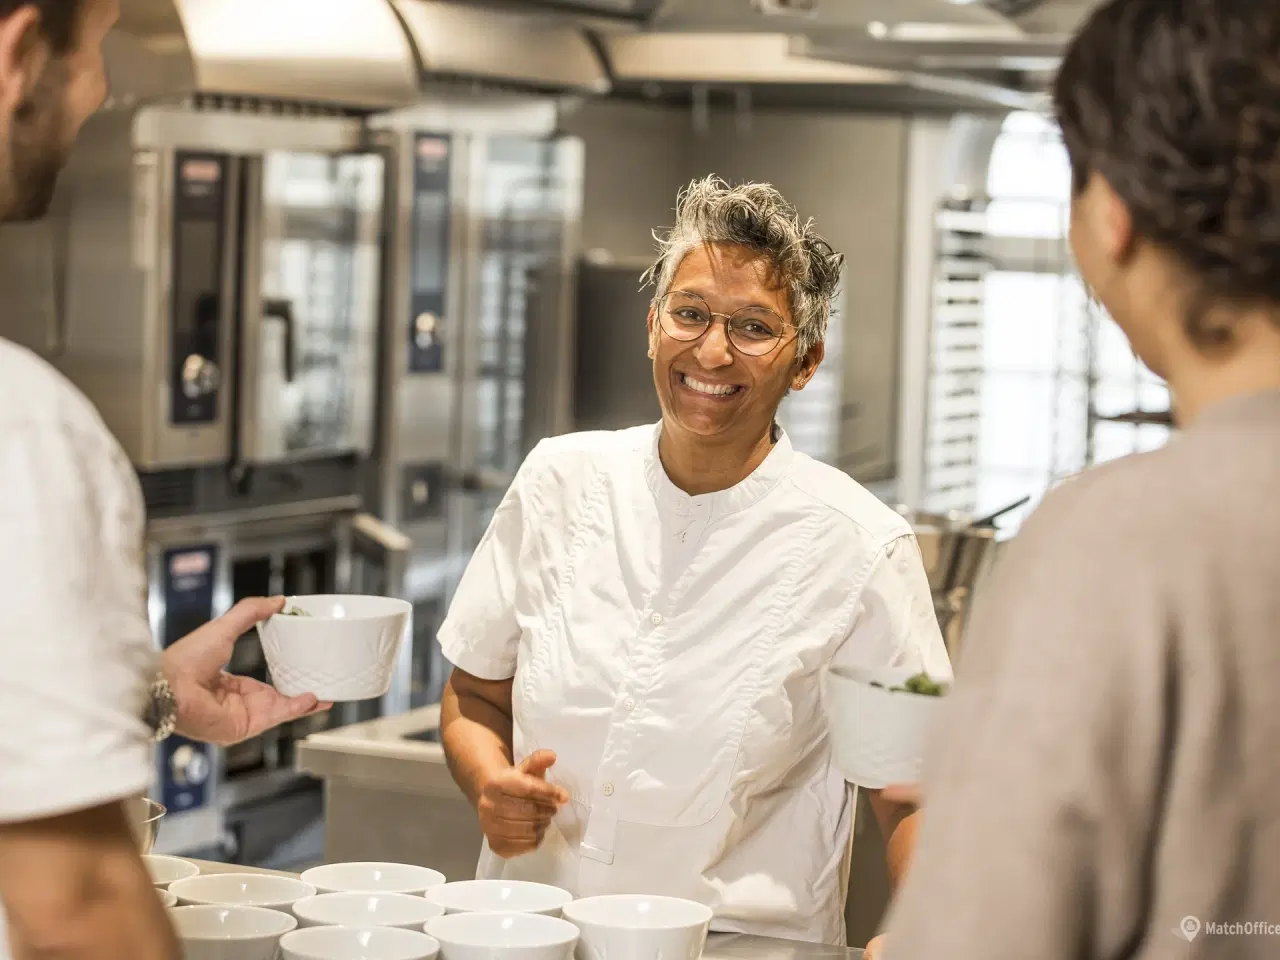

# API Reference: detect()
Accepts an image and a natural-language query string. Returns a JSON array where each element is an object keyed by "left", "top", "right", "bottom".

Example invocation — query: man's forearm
[
  {"left": 0, "top": 802, "right": 180, "bottom": 960},
  {"left": 440, "top": 679, "right": 516, "bottom": 809}
]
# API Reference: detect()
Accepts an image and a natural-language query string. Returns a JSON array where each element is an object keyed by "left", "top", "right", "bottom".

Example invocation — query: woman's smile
[{"left": 676, "top": 371, "right": 745, "bottom": 400}]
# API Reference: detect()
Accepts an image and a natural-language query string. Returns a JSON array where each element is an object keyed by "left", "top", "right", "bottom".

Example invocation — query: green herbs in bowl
[{"left": 868, "top": 671, "right": 950, "bottom": 697}]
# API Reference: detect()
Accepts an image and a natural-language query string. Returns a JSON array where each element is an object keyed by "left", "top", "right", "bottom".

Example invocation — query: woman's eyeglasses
[{"left": 657, "top": 291, "right": 795, "bottom": 357}]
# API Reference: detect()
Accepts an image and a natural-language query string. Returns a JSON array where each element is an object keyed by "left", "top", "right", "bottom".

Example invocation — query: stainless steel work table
[{"left": 186, "top": 860, "right": 864, "bottom": 959}]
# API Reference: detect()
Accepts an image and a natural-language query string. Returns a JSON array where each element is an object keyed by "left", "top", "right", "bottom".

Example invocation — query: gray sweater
[{"left": 884, "top": 390, "right": 1280, "bottom": 959}]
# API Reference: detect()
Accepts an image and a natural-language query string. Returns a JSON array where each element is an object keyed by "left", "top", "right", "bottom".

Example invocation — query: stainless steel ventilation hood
[
  {"left": 390, "top": 0, "right": 611, "bottom": 94},
  {"left": 602, "top": 31, "right": 899, "bottom": 86},
  {"left": 648, "top": 0, "right": 1017, "bottom": 32},
  {"left": 524, "top": 0, "right": 1054, "bottom": 110},
  {"left": 490, "top": 0, "right": 1014, "bottom": 31},
  {"left": 111, "top": 0, "right": 421, "bottom": 108}
]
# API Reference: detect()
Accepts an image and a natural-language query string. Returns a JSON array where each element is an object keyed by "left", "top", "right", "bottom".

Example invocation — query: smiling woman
[
  {"left": 639, "top": 176, "right": 843, "bottom": 493},
  {"left": 435, "top": 175, "right": 952, "bottom": 947}
]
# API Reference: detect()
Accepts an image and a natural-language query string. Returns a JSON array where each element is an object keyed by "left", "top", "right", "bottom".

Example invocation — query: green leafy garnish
[{"left": 872, "top": 672, "right": 949, "bottom": 697}]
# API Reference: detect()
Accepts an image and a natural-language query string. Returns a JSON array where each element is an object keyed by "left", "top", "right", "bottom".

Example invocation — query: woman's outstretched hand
[{"left": 477, "top": 750, "right": 570, "bottom": 859}]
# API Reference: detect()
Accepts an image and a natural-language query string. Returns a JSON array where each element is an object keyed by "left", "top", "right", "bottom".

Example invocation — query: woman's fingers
[
  {"left": 487, "top": 817, "right": 549, "bottom": 858},
  {"left": 491, "top": 795, "right": 560, "bottom": 821}
]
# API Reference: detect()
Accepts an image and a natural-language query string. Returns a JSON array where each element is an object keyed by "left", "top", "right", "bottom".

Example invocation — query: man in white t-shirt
[{"left": 0, "top": 3, "right": 328, "bottom": 957}]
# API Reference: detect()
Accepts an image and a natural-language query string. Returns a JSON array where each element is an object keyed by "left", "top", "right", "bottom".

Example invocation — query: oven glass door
[{"left": 241, "top": 151, "right": 385, "bottom": 463}]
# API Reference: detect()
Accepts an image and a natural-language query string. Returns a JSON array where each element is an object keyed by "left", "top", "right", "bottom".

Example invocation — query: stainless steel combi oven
[
  {"left": 36, "top": 103, "right": 385, "bottom": 475},
  {"left": 0, "top": 0, "right": 596, "bottom": 868},
  {"left": 0, "top": 99, "right": 414, "bottom": 861},
  {"left": 367, "top": 95, "right": 584, "bottom": 712}
]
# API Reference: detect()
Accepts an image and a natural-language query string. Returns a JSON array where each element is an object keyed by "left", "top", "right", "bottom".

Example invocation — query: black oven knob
[
  {"left": 170, "top": 744, "right": 210, "bottom": 787},
  {"left": 180, "top": 354, "right": 220, "bottom": 399}
]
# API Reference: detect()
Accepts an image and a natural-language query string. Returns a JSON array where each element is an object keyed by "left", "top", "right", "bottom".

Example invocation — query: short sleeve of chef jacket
[
  {"left": 437, "top": 444, "right": 544, "bottom": 681},
  {"left": 831, "top": 532, "right": 953, "bottom": 680},
  {"left": 0, "top": 342, "right": 156, "bottom": 823}
]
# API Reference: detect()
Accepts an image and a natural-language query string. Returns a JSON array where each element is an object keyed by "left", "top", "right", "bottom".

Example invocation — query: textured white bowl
[
  {"left": 293, "top": 892, "right": 446, "bottom": 930},
  {"left": 169, "top": 872, "right": 316, "bottom": 911},
  {"left": 426, "top": 912, "right": 578, "bottom": 960},
  {"left": 822, "top": 664, "right": 947, "bottom": 789},
  {"left": 258, "top": 594, "right": 412, "bottom": 700},
  {"left": 144, "top": 854, "right": 200, "bottom": 888},
  {"left": 302, "top": 862, "right": 447, "bottom": 896},
  {"left": 562, "top": 895, "right": 712, "bottom": 960},
  {"left": 158, "top": 888, "right": 178, "bottom": 908},
  {"left": 281, "top": 925, "right": 441, "bottom": 960},
  {"left": 169, "top": 904, "right": 297, "bottom": 960},
  {"left": 425, "top": 881, "right": 573, "bottom": 917}
]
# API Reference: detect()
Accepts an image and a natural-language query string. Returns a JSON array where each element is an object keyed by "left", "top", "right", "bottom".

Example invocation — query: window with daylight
[{"left": 975, "top": 111, "right": 1171, "bottom": 535}]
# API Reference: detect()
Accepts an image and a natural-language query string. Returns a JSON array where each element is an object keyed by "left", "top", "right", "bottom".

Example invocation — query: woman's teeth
[{"left": 681, "top": 374, "right": 740, "bottom": 397}]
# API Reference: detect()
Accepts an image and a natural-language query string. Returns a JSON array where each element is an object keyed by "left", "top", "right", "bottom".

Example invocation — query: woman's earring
[{"left": 647, "top": 347, "right": 655, "bottom": 359}]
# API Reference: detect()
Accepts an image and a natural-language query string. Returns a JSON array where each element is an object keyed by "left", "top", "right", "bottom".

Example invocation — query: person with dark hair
[
  {"left": 874, "top": 1, "right": 1280, "bottom": 958},
  {"left": 439, "top": 176, "right": 950, "bottom": 946},
  {"left": 0, "top": 4, "right": 326, "bottom": 959}
]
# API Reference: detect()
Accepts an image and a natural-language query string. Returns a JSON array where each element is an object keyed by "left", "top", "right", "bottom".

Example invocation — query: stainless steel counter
[
  {"left": 184, "top": 860, "right": 862, "bottom": 959},
  {"left": 294, "top": 705, "right": 486, "bottom": 881}
]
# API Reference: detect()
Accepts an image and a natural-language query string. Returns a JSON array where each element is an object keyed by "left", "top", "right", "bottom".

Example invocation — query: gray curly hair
[{"left": 640, "top": 176, "right": 845, "bottom": 357}]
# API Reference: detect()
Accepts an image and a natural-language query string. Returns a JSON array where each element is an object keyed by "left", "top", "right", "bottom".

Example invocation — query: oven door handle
[{"left": 263, "top": 298, "right": 297, "bottom": 383}]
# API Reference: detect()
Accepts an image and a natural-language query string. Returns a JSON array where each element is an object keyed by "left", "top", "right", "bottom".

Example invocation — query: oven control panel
[{"left": 170, "top": 153, "right": 228, "bottom": 426}]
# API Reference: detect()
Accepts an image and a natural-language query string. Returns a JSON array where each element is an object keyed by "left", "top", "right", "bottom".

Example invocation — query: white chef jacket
[
  {"left": 438, "top": 423, "right": 951, "bottom": 945},
  {"left": 0, "top": 339, "right": 156, "bottom": 957}
]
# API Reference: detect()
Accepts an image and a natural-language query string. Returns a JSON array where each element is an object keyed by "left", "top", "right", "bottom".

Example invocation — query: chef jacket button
[
  {"left": 623, "top": 698, "right": 636, "bottom": 712},
  {"left": 602, "top": 783, "right": 615, "bottom": 797},
  {"left": 650, "top": 613, "right": 663, "bottom": 625}
]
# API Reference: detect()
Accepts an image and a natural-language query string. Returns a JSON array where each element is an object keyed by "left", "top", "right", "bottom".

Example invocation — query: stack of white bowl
[
  {"left": 143, "top": 854, "right": 198, "bottom": 909},
  {"left": 283, "top": 862, "right": 448, "bottom": 959},
  {"left": 158, "top": 856, "right": 716, "bottom": 960},
  {"left": 420, "top": 879, "right": 713, "bottom": 960},
  {"left": 168, "top": 871, "right": 314, "bottom": 959}
]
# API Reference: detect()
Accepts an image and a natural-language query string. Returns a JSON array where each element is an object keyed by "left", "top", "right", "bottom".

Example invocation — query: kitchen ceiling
[{"left": 452, "top": 0, "right": 1108, "bottom": 112}]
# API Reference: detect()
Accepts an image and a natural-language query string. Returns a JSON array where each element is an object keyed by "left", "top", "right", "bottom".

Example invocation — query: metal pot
[
  {"left": 127, "top": 796, "right": 166, "bottom": 854},
  {"left": 895, "top": 503, "right": 1019, "bottom": 658},
  {"left": 895, "top": 507, "right": 1000, "bottom": 595}
]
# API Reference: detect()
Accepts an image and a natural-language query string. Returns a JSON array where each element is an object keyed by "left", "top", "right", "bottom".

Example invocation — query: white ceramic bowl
[
  {"left": 158, "top": 887, "right": 178, "bottom": 908},
  {"left": 169, "top": 904, "right": 297, "bottom": 960},
  {"left": 169, "top": 872, "right": 317, "bottom": 911},
  {"left": 281, "top": 926, "right": 441, "bottom": 960},
  {"left": 294, "top": 892, "right": 446, "bottom": 930},
  {"left": 302, "top": 862, "right": 447, "bottom": 896},
  {"left": 562, "top": 895, "right": 712, "bottom": 960},
  {"left": 258, "top": 594, "right": 412, "bottom": 700},
  {"left": 425, "top": 881, "right": 573, "bottom": 917},
  {"left": 822, "top": 664, "right": 948, "bottom": 789},
  {"left": 426, "top": 912, "right": 578, "bottom": 960},
  {"left": 144, "top": 854, "right": 200, "bottom": 888}
]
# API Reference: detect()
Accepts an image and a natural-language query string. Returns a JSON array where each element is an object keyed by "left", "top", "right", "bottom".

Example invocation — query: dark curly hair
[{"left": 1053, "top": 0, "right": 1280, "bottom": 340}]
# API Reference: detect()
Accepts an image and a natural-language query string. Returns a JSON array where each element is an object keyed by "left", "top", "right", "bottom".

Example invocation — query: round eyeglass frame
[{"left": 657, "top": 291, "right": 796, "bottom": 357}]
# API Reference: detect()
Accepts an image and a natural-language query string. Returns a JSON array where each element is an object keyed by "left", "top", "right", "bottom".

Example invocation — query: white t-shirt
[
  {"left": 0, "top": 339, "right": 156, "bottom": 954},
  {"left": 439, "top": 423, "right": 951, "bottom": 945}
]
